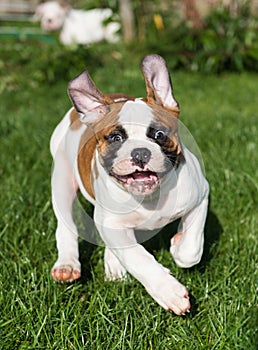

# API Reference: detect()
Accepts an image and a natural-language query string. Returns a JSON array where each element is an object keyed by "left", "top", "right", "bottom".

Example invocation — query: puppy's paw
[
  {"left": 51, "top": 264, "right": 81, "bottom": 283},
  {"left": 105, "top": 266, "right": 127, "bottom": 281},
  {"left": 104, "top": 248, "right": 127, "bottom": 281},
  {"left": 146, "top": 273, "right": 190, "bottom": 315}
]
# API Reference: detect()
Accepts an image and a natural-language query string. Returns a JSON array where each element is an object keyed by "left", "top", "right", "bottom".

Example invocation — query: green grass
[{"left": 0, "top": 50, "right": 257, "bottom": 349}]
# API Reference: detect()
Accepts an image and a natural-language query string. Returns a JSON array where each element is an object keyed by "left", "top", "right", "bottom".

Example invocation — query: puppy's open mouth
[{"left": 110, "top": 170, "right": 160, "bottom": 195}]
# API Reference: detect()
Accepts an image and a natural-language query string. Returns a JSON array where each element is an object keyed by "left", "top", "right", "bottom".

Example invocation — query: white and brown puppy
[{"left": 50, "top": 54, "right": 209, "bottom": 315}]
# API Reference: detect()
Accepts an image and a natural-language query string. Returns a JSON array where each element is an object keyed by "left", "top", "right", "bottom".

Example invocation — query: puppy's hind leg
[{"left": 51, "top": 148, "right": 81, "bottom": 282}]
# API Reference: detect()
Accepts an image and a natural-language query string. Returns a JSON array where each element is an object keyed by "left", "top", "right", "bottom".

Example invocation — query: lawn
[{"left": 0, "top": 42, "right": 257, "bottom": 349}]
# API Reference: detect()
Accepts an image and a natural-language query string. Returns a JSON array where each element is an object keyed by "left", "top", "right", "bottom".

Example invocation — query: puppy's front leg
[
  {"left": 51, "top": 149, "right": 81, "bottom": 282},
  {"left": 98, "top": 221, "right": 190, "bottom": 315},
  {"left": 170, "top": 195, "right": 209, "bottom": 268}
]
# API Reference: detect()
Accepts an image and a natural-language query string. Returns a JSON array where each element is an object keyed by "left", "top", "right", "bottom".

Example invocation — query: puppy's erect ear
[
  {"left": 68, "top": 70, "right": 113, "bottom": 124},
  {"left": 141, "top": 54, "right": 179, "bottom": 111}
]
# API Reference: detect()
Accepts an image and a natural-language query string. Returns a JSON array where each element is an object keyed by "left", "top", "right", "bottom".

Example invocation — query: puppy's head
[
  {"left": 35, "top": 1, "right": 68, "bottom": 31},
  {"left": 68, "top": 54, "right": 183, "bottom": 196}
]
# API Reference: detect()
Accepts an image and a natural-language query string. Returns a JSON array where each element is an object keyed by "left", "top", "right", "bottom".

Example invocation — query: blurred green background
[{"left": 1, "top": 0, "right": 258, "bottom": 93}]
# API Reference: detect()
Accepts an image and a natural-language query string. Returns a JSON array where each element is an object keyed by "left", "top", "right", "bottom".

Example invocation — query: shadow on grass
[
  {"left": 78, "top": 240, "right": 96, "bottom": 284},
  {"left": 75, "top": 200, "right": 97, "bottom": 284},
  {"left": 198, "top": 209, "right": 223, "bottom": 271}
]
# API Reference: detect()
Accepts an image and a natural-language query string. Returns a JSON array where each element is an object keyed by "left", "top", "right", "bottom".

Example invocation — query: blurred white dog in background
[{"left": 35, "top": 1, "right": 120, "bottom": 45}]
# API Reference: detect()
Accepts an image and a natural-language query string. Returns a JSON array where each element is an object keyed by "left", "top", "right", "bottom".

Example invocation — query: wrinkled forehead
[
  {"left": 93, "top": 99, "right": 179, "bottom": 138},
  {"left": 118, "top": 100, "right": 153, "bottom": 126},
  {"left": 118, "top": 99, "right": 178, "bottom": 133}
]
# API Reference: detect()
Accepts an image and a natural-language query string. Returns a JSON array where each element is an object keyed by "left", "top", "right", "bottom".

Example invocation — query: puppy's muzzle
[{"left": 131, "top": 148, "right": 151, "bottom": 169}]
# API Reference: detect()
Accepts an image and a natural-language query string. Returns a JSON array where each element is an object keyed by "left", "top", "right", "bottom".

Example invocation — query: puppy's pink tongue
[
  {"left": 131, "top": 172, "right": 157, "bottom": 181},
  {"left": 127, "top": 174, "right": 157, "bottom": 188},
  {"left": 132, "top": 172, "right": 150, "bottom": 180}
]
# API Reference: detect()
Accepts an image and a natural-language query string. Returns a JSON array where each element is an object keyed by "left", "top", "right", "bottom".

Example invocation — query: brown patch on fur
[
  {"left": 150, "top": 104, "right": 184, "bottom": 166},
  {"left": 78, "top": 127, "right": 97, "bottom": 200},
  {"left": 93, "top": 103, "right": 124, "bottom": 155},
  {"left": 77, "top": 103, "right": 124, "bottom": 199},
  {"left": 69, "top": 108, "right": 83, "bottom": 130}
]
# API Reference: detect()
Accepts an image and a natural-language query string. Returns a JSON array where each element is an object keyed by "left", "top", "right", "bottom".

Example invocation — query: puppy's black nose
[{"left": 131, "top": 148, "right": 151, "bottom": 168}]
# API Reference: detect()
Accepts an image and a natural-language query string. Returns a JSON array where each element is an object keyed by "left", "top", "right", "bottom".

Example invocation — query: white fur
[{"left": 35, "top": 1, "right": 120, "bottom": 45}]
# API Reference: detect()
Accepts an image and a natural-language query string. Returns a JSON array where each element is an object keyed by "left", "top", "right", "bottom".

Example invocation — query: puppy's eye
[
  {"left": 110, "top": 134, "right": 123, "bottom": 143},
  {"left": 154, "top": 130, "right": 167, "bottom": 142}
]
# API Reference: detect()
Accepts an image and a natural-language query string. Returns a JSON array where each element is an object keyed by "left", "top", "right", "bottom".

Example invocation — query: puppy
[
  {"left": 35, "top": 1, "right": 119, "bottom": 45},
  {"left": 50, "top": 54, "right": 209, "bottom": 315}
]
